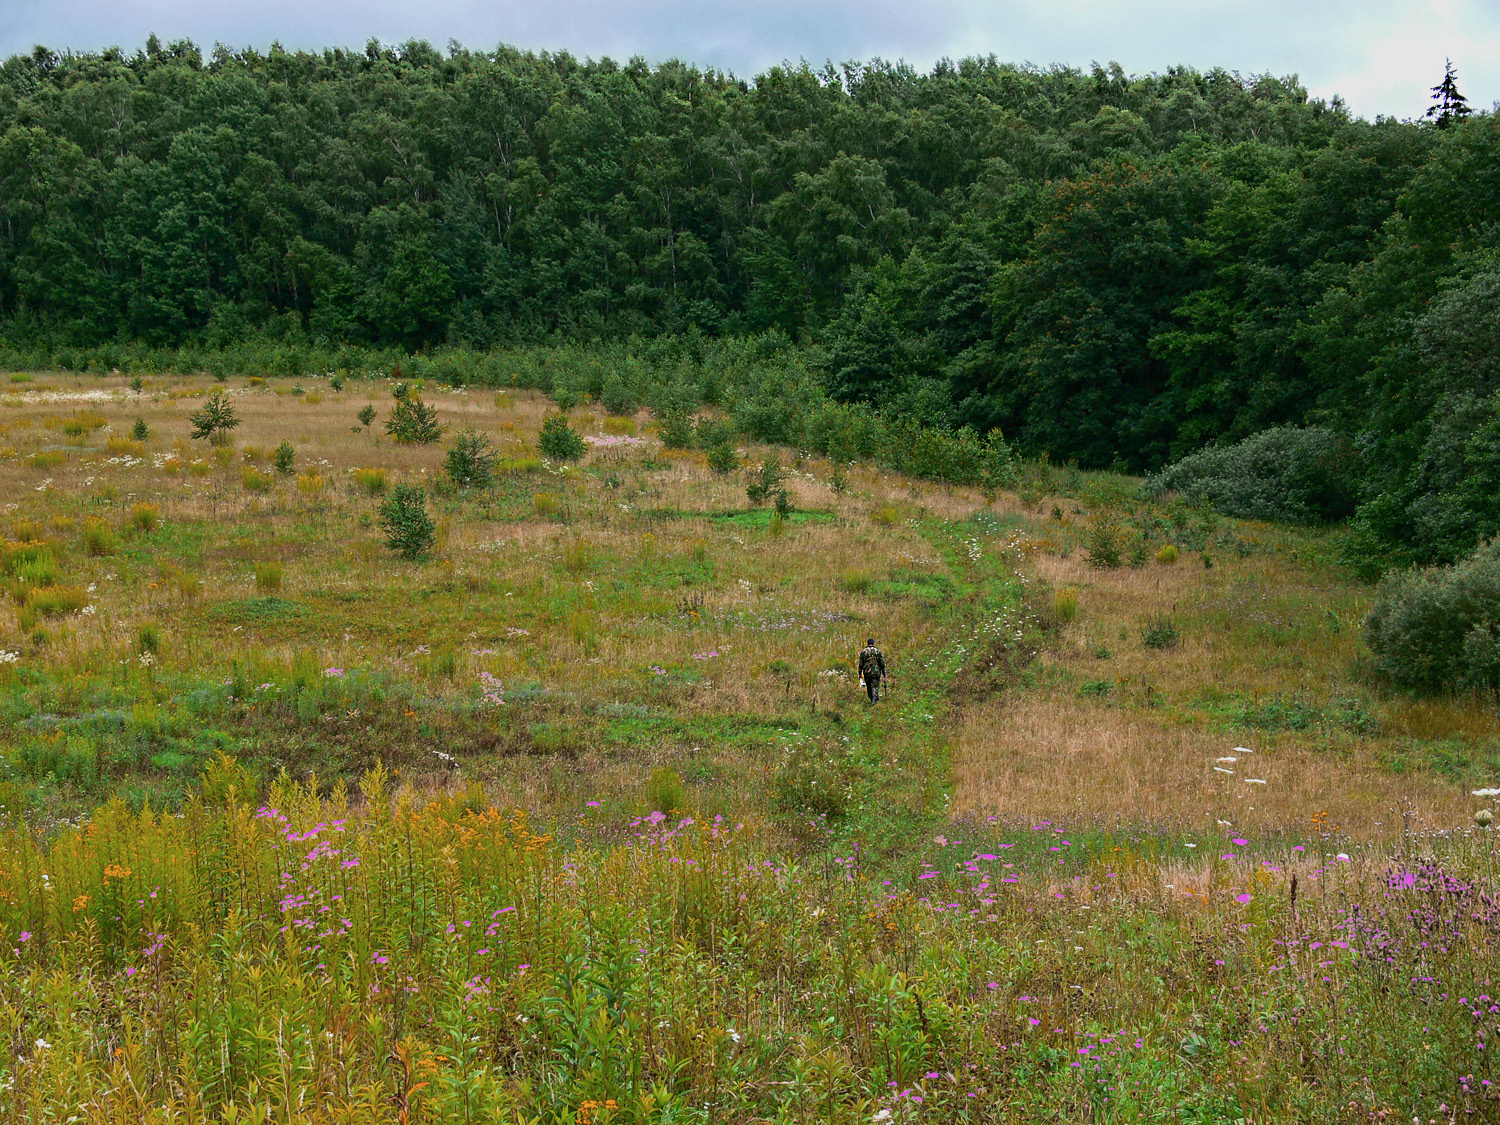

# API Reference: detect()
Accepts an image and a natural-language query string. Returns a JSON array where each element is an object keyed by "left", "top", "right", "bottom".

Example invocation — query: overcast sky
[{"left": 3, "top": 0, "right": 1496, "bottom": 121}]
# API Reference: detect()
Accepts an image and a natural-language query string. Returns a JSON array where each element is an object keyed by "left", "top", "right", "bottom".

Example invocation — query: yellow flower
[
  {"left": 72, "top": 894, "right": 90, "bottom": 911},
  {"left": 103, "top": 863, "right": 132, "bottom": 882}
]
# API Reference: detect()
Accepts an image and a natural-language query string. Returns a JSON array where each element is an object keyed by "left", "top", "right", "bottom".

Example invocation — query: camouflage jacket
[{"left": 858, "top": 645, "right": 886, "bottom": 679}]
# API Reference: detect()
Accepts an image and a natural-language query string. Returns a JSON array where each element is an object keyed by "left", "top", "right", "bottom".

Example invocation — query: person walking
[{"left": 859, "top": 638, "right": 886, "bottom": 703}]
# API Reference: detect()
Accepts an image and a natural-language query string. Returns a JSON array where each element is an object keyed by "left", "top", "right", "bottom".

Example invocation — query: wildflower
[
  {"left": 19, "top": 931, "right": 30, "bottom": 942},
  {"left": 1477, "top": 809, "right": 1493, "bottom": 829},
  {"left": 34, "top": 1038, "right": 49, "bottom": 1050},
  {"left": 0, "top": 650, "right": 18, "bottom": 664},
  {"left": 1235, "top": 893, "right": 1252, "bottom": 904},
  {"left": 323, "top": 667, "right": 345, "bottom": 678}
]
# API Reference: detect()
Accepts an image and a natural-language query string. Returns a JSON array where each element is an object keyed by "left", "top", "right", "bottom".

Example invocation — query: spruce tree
[{"left": 1426, "top": 59, "right": 1471, "bottom": 129}]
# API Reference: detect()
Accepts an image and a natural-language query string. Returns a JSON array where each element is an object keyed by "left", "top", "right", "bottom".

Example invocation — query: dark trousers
[{"left": 864, "top": 673, "right": 882, "bottom": 702}]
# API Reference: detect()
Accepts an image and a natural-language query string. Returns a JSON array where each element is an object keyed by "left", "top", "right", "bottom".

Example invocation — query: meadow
[{"left": 0, "top": 370, "right": 1496, "bottom": 1123}]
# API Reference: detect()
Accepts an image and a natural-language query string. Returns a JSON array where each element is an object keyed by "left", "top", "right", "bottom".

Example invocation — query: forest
[{"left": 0, "top": 38, "right": 1497, "bottom": 569}]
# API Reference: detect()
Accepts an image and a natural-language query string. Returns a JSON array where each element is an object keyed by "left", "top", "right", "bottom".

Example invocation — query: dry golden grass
[{"left": 951, "top": 522, "right": 1496, "bottom": 842}]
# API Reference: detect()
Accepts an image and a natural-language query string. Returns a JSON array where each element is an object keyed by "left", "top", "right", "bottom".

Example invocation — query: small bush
[
  {"left": 601, "top": 375, "right": 635, "bottom": 416},
  {"left": 601, "top": 416, "right": 636, "bottom": 436},
  {"left": 552, "top": 383, "right": 580, "bottom": 410},
  {"left": 707, "top": 441, "right": 739, "bottom": 475},
  {"left": 137, "top": 623, "right": 161, "bottom": 654},
  {"left": 81, "top": 519, "right": 116, "bottom": 556},
  {"left": 1155, "top": 544, "right": 1179, "bottom": 565},
  {"left": 1127, "top": 536, "right": 1150, "bottom": 568},
  {"left": 385, "top": 395, "right": 443, "bottom": 444},
  {"left": 241, "top": 466, "right": 273, "bottom": 493},
  {"left": 357, "top": 404, "right": 376, "bottom": 428},
  {"left": 189, "top": 392, "right": 239, "bottom": 445},
  {"left": 130, "top": 504, "right": 159, "bottom": 533},
  {"left": 657, "top": 407, "right": 696, "bottom": 450},
  {"left": 1054, "top": 588, "right": 1079, "bottom": 624},
  {"left": 1142, "top": 615, "right": 1180, "bottom": 650},
  {"left": 378, "top": 484, "right": 436, "bottom": 561},
  {"left": 296, "top": 472, "right": 325, "bottom": 495},
  {"left": 768, "top": 511, "right": 787, "bottom": 538},
  {"left": 538, "top": 414, "right": 586, "bottom": 461},
  {"left": 31, "top": 450, "right": 66, "bottom": 469},
  {"left": 870, "top": 506, "right": 899, "bottom": 526},
  {"left": 445, "top": 429, "right": 497, "bottom": 488},
  {"left": 254, "top": 562, "right": 283, "bottom": 591},
  {"left": 303, "top": 390, "right": 323, "bottom": 405},
  {"left": 354, "top": 468, "right": 388, "bottom": 495},
  {"left": 131, "top": 418, "right": 149, "bottom": 441},
  {"left": 1086, "top": 513, "right": 1125, "bottom": 569},
  {"left": 272, "top": 441, "right": 296, "bottom": 474},
  {"left": 1363, "top": 539, "right": 1500, "bottom": 695},
  {"left": 1145, "top": 426, "right": 1358, "bottom": 525},
  {"left": 105, "top": 436, "right": 145, "bottom": 457},
  {"left": 746, "top": 458, "right": 785, "bottom": 506}
]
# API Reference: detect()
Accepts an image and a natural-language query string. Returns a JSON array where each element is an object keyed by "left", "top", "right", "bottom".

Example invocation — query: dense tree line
[{"left": 1, "top": 37, "right": 1497, "bottom": 567}]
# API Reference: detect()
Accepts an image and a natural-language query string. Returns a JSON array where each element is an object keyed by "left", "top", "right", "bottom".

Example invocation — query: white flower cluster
[{"left": 0, "top": 650, "right": 19, "bottom": 664}]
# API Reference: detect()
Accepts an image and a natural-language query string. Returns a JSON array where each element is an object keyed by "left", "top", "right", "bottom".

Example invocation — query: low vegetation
[{"left": 0, "top": 371, "right": 1493, "bottom": 1122}]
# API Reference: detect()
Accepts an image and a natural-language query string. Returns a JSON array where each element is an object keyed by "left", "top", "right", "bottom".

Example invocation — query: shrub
[
  {"left": 105, "top": 436, "right": 145, "bottom": 457},
  {"left": 552, "top": 383, "right": 580, "bottom": 410},
  {"left": 1085, "top": 513, "right": 1125, "bottom": 569},
  {"left": 329, "top": 373, "right": 345, "bottom": 392},
  {"left": 1054, "top": 588, "right": 1079, "bottom": 624},
  {"left": 130, "top": 504, "right": 159, "bottom": 533},
  {"left": 378, "top": 484, "right": 436, "bottom": 561},
  {"left": 241, "top": 466, "right": 273, "bottom": 493},
  {"left": 272, "top": 441, "right": 296, "bottom": 474},
  {"left": 538, "top": 414, "right": 586, "bottom": 461},
  {"left": 385, "top": 394, "right": 442, "bottom": 444},
  {"left": 657, "top": 407, "right": 696, "bottom": 450},
  {"left": 601, "top": 375, "right": 635, "bottom": 416},
  {"left": 354, "top": 468, "right": 388, "bottom": 495},
  {"left": 357, "top": 404, "right": 376, "bottom": 428},
  {"left": 870, "top": 506, "right": 899, "bottom": 526},
  {"left": 1155, "top": 544, "right": 1179, "bottom": 565},
  {"left": 707, "top": 441, "right": 739, "bottom": 475},
  {"left": 131, "top": 418, "right": 150, "bottom": 441},
  {"left": 137, "top": 623, "right": 161, "bottom": 654},
  {"left": 31, "top": 450, "right": 66, "bottom": 469},
  {"left": 1363, "top": 539, "right": 1500, "bottom": 695},
  {"left": 303, "top": 390, "right": 323, "bottom": 405},
  {"left": 296, "top": 472, "right": 325, "bottom": 495},
  {"left": 746, "top": 458, "right": 786, "bottom": 506},
  {"left": 189, "top": 392, "right": 239, "bottom": 445},
  {"left": 81, "top": 519, "right": 116, "bottom": 556},
  {"left": 445, "top": 429, "right": 496, "bottom": 488},
  {"left": 1145, "top": 426, "right": 1359, "bottom": 525},
  {"left": 1142, "top": 615, "right": 1180, "bottom": 649},
  {"left": 255, "top": 562, "right": 283, "bottom": 591}
]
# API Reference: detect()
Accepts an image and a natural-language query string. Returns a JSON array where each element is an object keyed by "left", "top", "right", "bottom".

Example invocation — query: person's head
[{"left": 866, "top": 638, "right": 875, "bottom": 646}]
